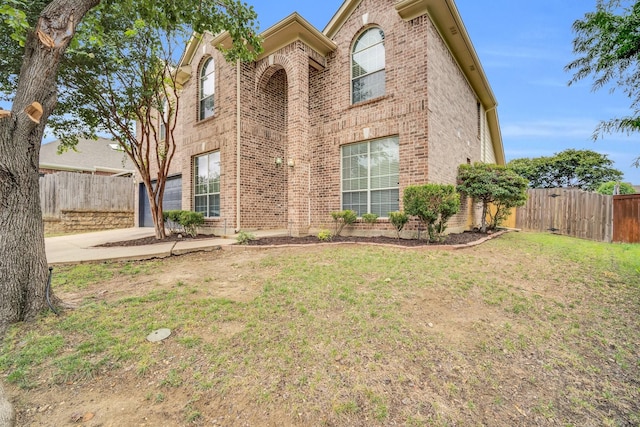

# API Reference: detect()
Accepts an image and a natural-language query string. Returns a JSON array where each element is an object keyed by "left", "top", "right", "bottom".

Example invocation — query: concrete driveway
[{"left": 45, "top": 228, "right": 230, "bottom": 264}]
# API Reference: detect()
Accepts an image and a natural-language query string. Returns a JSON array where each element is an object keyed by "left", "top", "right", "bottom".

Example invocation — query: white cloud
[{"left": 501, "top": 118, "right": 598, "bottom": 139}]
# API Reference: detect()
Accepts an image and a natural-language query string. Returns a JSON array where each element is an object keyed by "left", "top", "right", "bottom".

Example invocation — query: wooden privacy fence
[
  {"left": 613, "top": 194, "right": 640, "bottom": 243},
  {"left": 515, "top": 188, "right": 614, "bottom": 242},
  {"left": 40, "top": 172, "right": 134, "bottom": 217}
]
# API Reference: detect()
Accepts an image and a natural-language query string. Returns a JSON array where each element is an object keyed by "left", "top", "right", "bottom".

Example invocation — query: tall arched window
[
  {"left": 158, "top": 97, "right": 168, "bottom": 141},
  {"left": 199, "top": 57, "right": 215, "bottom": 120},
  {"left": 351, "top": 27, "right": 385, "bottom": 104}
]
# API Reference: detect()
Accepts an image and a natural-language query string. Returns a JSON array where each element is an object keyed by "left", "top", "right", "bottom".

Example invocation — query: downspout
[{"left": 236, "top": 59, "right": 241, "bottom": 233}]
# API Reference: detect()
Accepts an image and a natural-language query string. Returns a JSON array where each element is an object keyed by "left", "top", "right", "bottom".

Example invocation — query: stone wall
[{"left": 44, "top": 210, "right": 133, "bottom": 234}]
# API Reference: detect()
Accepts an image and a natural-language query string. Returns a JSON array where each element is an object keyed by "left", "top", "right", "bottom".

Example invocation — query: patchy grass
[{"left": 1, "top": 232, "right": 639, "bottom": 426}]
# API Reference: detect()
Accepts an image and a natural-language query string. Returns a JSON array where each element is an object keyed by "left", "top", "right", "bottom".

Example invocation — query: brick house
[{"left": 137, "top": 0, "right": 504, "bottom": 236}]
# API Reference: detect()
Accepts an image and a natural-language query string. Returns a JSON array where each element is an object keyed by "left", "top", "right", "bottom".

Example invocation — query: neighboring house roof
[
  {"left": 39, "top": 137, "right": 135, "bottom": 175},
  {"left": 176, "top": 0, "right": 505, "bottom": 164}
]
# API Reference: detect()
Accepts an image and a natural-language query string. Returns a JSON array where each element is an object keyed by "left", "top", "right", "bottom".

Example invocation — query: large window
[
  {"left": 341, "top": 136, "right": 399, "bottom": 217},
  {"left": 199, "top": 57, "right": 215, "bottom": 120},
  {"left": 351, "top": 27, "right": 385, "bottom": 104},
  {"left": 194, "top": 152, "right": 220, "bottom": 217}
]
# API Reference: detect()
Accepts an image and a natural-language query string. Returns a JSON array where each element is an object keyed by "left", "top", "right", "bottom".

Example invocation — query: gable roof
[
  {"left": 40, "top": 137, "right": 135, "bottom": 175},
  {"left": 178, "top": 13, "right": 337, "bottom": 78},
  {"left": 326, "top": 0, "right": 505, "bottom": 164}
]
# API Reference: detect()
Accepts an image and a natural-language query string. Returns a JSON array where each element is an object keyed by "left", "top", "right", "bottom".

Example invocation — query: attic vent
[{"left": 449, "top": 26, "right": 458, "bottom": 35}]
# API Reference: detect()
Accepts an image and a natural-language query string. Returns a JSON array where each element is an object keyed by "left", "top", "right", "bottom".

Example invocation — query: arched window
[
  {"left": 199, "top": 57, "right": 215, "bottom": 120},
  {"left": 159, "top": 97, "right": 168, "bottom": 141},
  {"left": 351, "top": 27, "right": 385, "bottom": 104}
]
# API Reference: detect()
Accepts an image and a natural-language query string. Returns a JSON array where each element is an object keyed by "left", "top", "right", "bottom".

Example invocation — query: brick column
[{"left": 286, "top": 43, "right": 311, "bottom": 237}]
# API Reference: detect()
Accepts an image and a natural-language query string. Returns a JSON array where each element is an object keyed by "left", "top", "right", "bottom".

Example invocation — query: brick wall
[{"left": 425, "top": 14, "right": 480, "bottom": 232}]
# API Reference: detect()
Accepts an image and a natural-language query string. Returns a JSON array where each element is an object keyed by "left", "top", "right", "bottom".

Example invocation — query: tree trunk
[
  {"left": 0, "top": 0, "right": 100, "bottom": 333},
  {"left": 480, "top": 201, "right": 488, "bottom": 233}
]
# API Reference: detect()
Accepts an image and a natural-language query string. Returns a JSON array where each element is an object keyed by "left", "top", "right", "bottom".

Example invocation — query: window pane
[
  {"left": 194, "top": 195, "right": 207, "bottom": 214},
  {"left": 199, "top": 58, "right": 215, "bottom": 120},
  {"left": 371, "top": 189, "right": 399, "bottom": 217},
  {"left": 193, "top": 152, "right": 220, "bottom": 217},
  {"left": 352, "top": 70, "right": 385, "bottom": 103},
  {"left": 342, "top": 191, "right": 367, "bottom": 217},
  {"left": 208, "top": 194, "right": 220, "bottom": 217},
  {"left": 200, "top": 95, "right": 214, "bottom": 120},
  {"left": 201, "top": 74, "right": 214, "bottom": 98},
  {"left": 352, "top": 43, "right": 385, "bottom": 78},
  {"left": 353, "top": 28, "right": 384, "bottom": 54},
  {"left": 341, "top": 137, "right": 399, "bottom": 218},
  {"left": 352, "top": 28, "right": 385, "bottom": 104}
]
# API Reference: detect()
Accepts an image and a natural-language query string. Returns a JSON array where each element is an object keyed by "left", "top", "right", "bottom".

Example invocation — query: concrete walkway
[{"left": 45, "top": 228, "right": 285, "bottom": 265}]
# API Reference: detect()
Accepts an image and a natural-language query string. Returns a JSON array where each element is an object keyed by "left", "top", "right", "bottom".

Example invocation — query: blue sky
[{"left": 248, "top": 0, "right": 640, "bottom": 184}]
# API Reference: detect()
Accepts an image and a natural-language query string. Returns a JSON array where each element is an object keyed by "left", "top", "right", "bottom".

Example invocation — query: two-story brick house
[{"left": 137, "top": 0, "right": 504, "bottom": 237}]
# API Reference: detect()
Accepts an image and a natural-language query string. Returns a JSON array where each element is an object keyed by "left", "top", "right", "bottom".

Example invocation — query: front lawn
[{"left": 1, "top": 232, "right": 639, "bottom": 426}]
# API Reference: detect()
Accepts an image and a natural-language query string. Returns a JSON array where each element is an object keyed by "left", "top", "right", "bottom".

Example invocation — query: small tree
[
  {"left": 507, "top": 149, "right": 623, "bottom": 191},
  {"left": 388, "top": 211, "right": 409, "bottom": 239},
  {"left": 331, "top": 210, "right": 357, "bottom": 236},
  {"left": 457, "top": 163, "right": 528, "bottom": 232},
  {"left": 596, "top": 181, "right": 636, "bottom": 195},
  {"left": 403, "top": 184, "right": 460, "bottom": 242}
]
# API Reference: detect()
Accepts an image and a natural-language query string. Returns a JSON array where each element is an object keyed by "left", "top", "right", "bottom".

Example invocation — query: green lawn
[{"left": 1, "top": 232, "right": 639, "bottom": 426}]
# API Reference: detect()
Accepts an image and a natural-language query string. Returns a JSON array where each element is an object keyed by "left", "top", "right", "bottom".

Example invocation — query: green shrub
[
  {"left": 403, "top": 184, "right": 460, "bottom": 242},
  {"left": 331, "top": 210, "right": 357, "bottom": 236},
  {"left": 317, "top": 230, "right": 333, "bottom": 241},
  {"left": 163, "top": 210, "right": 203, "bottom": 236},
  {"left": 236, "top": 230, "right": 256, "bottom": 245},
  {"left": 388, "top": 211, "right": 409, "bottom": 239},
  {"left": 457, "top": 163, "right": 528, "bottom": 232},
  {"left": 362, "top": 213, "right": 378, "bottom": 226},
  {"left": 178, "top": 211, "right": 204, "bottom": 237},
  {"left": 596, "top": 181, "right": 635, "bottom": 195}
]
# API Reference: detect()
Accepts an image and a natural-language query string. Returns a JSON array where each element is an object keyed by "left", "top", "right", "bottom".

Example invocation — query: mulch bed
[
  {"left": 96, "top": 233, "right": 216, "bottom": 247},
  {"left": 247, "top": 231, "right": 494, "bottom": 247},
  {"left": 96, "top": 231, "right": 501, "bottom": 248}
]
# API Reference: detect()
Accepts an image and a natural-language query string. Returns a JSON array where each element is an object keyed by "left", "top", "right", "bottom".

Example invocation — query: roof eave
[
  {"left": 324, "top": 0, "right": 363, "bottom": 39},
  {"left": 212, "top": 13, "right": 336, "bottom": 61}
]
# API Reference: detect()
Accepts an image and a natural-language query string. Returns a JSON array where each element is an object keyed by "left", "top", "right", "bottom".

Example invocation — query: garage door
[{"left": 139, "top": 174, "right": 182, "bottom": 227}]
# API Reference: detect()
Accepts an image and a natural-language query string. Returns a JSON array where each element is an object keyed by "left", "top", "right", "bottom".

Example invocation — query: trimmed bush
[
  {"left": 317, "top": 230, "right": 333, "bottom": 241},
  {"left": 236, "top": 230, "right": 256, "bottom": 245},
  {"left": 331, "top": 210, "right": 357, "bottom": 236},
  {"left": 403, "top": 184, "right": 460, "bottom": 242},
  {"left": 162, "top": 210, "right": 203, "bottom": 236},
  {"left": 388, "top": 211, "right": 409, "bottom": 239},
  {"left": 457, "top": 163, "right": 528, "bottom": 232},
  {"left": 179, "top": 211, "right": 204, "bottom": 237},
  {"left": 362, "top": 213, "right": 378, "bottom": 226}
]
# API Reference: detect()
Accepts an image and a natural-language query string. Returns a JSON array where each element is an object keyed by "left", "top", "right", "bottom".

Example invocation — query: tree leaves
[
  {"left": 566, "top": 0, "right": 640, "bottom": 144},
  {"left": 507, "top": 149, "right": 623, "bottom": 191}
]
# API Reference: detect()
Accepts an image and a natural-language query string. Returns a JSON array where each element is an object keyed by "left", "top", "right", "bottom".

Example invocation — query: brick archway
[{"left": 254, "top": 47, "right": 311, "bottom": 236}]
